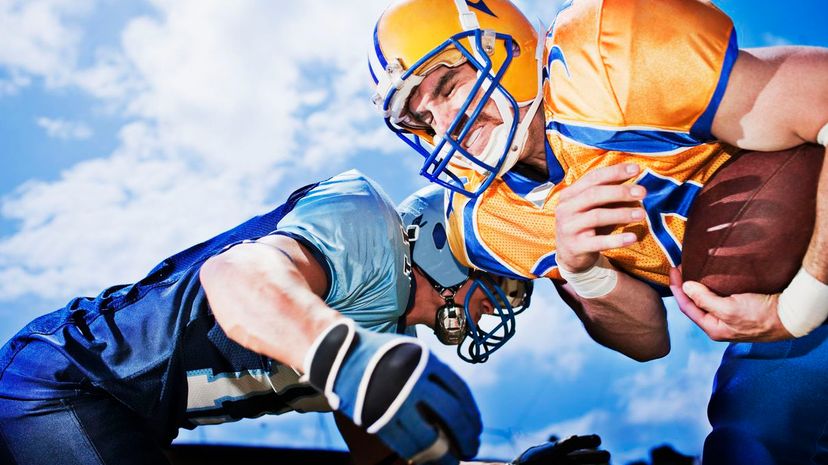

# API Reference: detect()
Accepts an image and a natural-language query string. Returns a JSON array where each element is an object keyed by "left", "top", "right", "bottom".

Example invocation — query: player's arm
[
  {"left": 712, "top": 46, "right": 828, "bottom": 152},
  {"left": 554, "top": 277, "right": 668, "bottom": 363},
  {"left": 675, "top": 46, "right": 828, "bottom": 341},
  {"left": 554, "top": 164, "right": 670, "bottom": 362},
  {"left": 200, "top": 234, "right": 341, "bottom": 368},
  {"left": 201, "top": 234, "right": 482, "bottom": 464}
]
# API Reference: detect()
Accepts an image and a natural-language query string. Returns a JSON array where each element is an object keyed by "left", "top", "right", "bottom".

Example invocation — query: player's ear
[{"left": 403, "top": 268, "right": 437, "bottom": 328}]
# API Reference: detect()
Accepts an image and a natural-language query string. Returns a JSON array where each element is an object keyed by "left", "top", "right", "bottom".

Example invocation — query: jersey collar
[{"left": 500, "top": 137, "right": 564, "bottom": 201}]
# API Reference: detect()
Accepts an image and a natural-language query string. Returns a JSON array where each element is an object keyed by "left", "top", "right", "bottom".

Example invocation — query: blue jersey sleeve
[{"left": 275, "top": 170, "right": 413, "bottom": 334}]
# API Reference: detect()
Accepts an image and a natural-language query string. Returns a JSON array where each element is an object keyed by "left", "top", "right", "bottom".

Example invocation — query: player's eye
[
  {"left": 422, "top": 112, "right": 433, "bottom": 127},
  {"left": 398, "top": 109, "right": 436, "bottom": 136}
]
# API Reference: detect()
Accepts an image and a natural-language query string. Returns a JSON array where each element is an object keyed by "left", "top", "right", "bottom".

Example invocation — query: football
[{"left": 681, "top": 144, "right": 824, "bottom": 296}]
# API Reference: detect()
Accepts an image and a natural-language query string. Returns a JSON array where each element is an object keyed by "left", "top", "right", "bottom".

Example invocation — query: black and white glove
[
  {"left": 512, "top": 435, "right": 610, "bottom": 465},
  {"left": 303, "top": 319, "right": 482, "bottom": 464}
]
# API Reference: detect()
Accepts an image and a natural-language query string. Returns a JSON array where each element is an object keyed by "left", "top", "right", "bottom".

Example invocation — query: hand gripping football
[{"left": 682, "top": 144, "right": 823, "bottom": 295}]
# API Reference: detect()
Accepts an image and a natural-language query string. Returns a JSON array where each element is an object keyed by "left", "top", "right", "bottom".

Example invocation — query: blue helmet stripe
[
  {"left": 466, "top": 0, "right": 497, "bottom": 17},
  {"left": 367, "top": 54, "right": 379, "bottom": 85},
  {"left": 373, "top": 21, "right": 388, "bottom": 70}
]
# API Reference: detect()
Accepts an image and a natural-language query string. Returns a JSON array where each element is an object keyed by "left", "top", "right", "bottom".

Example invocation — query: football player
[
  {"left": 0, "top": 171, "right": 534, "bottom": 465},
  {"left": 368, "top": 0, "right": 828, "bottom": 463}
]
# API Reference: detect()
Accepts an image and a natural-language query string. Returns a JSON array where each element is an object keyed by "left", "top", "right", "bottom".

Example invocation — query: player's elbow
[
  {"left": 199, "top": 243, "right": 275, "bottom": 292},
  {"left": 632, "top": 345, "right": 671, "bottom": 363},
  {"left": 199, "top": 250, "right": 262, "bottom": 306},
  {"left": 626, "top": 336, "right": 671, "bottom": 362},
  {"left": 589, "top": 327, "right": 671, "bottom": 362}
]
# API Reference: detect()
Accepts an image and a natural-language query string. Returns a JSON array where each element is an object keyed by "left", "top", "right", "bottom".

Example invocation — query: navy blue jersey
[{"left": 0, "top": 171, "right": 414, "bottom": 444}]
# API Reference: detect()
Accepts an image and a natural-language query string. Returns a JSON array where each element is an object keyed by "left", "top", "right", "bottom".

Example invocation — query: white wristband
[
  {"left": 558, "top": 254, "right": 618, "bottom": 298},
  {"left": 817, "top": 122, "right": 828, "bottom": 147},
  {"left": 777, "top": 267, "right": 828, "bottom": 337}
]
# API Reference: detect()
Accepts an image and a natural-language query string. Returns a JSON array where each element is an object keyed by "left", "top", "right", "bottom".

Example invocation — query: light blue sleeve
[{"left": 275, "top": 170, "right": 413, "bottom": 334}]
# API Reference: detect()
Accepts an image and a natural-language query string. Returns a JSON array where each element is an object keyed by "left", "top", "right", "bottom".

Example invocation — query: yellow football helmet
[{"left": 369, "top": 0, "right": 543, "bottom": 197}]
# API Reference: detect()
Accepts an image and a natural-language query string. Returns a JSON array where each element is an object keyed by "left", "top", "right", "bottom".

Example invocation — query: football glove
[
  {"left": 303, "top": 318, "right": 482, "bottom": 464},
  {"left": 513, "top": 435, "right": 610, "bottom": 465}
]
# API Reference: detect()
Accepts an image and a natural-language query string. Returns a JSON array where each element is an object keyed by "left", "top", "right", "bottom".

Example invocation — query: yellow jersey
[{"left": 446, "top": 0, "right": 740, "bottom": 288}]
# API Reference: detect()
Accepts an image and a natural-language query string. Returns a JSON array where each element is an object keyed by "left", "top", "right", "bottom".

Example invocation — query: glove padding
[
  {"left": 303, "top": 319, "right": 482, "bottom": 464},
  {"left": 513, "top": 435, "right": 610, "bottom": 465}
]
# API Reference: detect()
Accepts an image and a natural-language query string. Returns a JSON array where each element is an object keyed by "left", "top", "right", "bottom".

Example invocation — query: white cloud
[
  {"left": 36, "top": 116, "right": 93, "bottom": 140},
  {"left": 761, "top": 33, "right": 793, "bottom": 47},
  {"left": 175, "top": 411, "right": 347, "bottom": 451},
  {"left": 0, "top": 70, "right": 31, "bottom": 96},
  {"left": 0, "top": 0, "right": 401, "bottom": 300},
  {"left": 73, "top": 47, "right": 142, "bottom": 102},
  {"left": 479, "top": 410, "right": 611, "bottom": 460},
  {"left": 428, "top": 280, "right": 595, "bottom": 389},
  {"left": 515, "top": 0, "right": 568, "bottom": 27},
  {"left": 483, "top": 281, "right": 594, "bottom": 378},
  {"left": 0, "top": 0, "right": 95, "bottom": 89},
  {"left": 0, "top": 130, "right": 276, "bottom": 299},
  {"left": 616, "top": 349, "right": 721, "bottom": 432}
]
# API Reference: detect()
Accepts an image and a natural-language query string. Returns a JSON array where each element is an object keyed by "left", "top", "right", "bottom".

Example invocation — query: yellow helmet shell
[{"left": 373, "top": 0, "right": 540, "bottom": 105}]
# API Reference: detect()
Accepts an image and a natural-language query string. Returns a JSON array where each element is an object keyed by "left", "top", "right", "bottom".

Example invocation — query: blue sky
[{"left": 1, "top": 0, "right": 826, "bottom": 463}]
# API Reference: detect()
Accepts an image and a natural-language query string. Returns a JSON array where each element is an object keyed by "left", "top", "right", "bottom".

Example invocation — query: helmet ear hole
[
  {"left": 406, "top": 225, "right": 420, "bottom": 242},
  {"left": 511, "top": 40, "right": 521, "bottom": 57},
  {"left": 398, "top": 185, "right": 470, "bottom": 289},
  {"left": 432, "top": 223, "right": 447, "bottom": 250}
]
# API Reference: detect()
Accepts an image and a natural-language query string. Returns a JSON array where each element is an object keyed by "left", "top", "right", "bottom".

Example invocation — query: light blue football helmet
[{"left": 397, "top": 184, "right": 532, "bottom": 363}]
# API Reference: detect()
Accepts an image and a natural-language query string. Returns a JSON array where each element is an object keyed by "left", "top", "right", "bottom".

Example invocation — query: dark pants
[
  {"left": 0, "top": 338, "right": 171, "bottom": 465},
  {"left": 704, "top": 325, "right": 828, "bottom": 465},
  {"left": 0, "top": 393, "right": 172, "bottom": 465}
]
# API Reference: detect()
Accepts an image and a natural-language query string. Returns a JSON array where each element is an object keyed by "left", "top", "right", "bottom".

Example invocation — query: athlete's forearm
[
  {"left": 559, "top": 269, "right": 670, "bottom": 362},
  {"left": 200, "top": 241, "right": 344, "bottom": 369},
  {"left": 802, "top": 146, "right": 828, "bottom": 280}
]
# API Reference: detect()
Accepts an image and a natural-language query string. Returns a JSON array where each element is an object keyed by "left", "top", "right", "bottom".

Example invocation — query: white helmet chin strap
[
  {"left": 496, "top": 22, "right": 545, "bottom": 176},
  {"left": 454, "top": 0, "right": 481, "bottom": 30},
  {"left": 447, "top": 120, "right": 512, "bottom": 173}
]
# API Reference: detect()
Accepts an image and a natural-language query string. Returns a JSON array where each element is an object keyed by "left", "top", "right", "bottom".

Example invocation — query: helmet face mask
[
  {"left": 371, "top": 0, "right": 543, "bottom": 198},
  {"left": 422, "top": 264, "right": 533, "bottom": 364},
  {"left": 456, "top": 273, "right": 532, "bottom": 363},
  {"left": 378, "top": 32, "right": 521, "bottom": 197},
  {"left": 398, "top": 184, "right": 533, "bottom": 363}
]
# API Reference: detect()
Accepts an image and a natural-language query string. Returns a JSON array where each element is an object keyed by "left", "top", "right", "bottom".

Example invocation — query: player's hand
[
  {"left": 512, "top": 435, "right": 610, "bottom": 465},
  {"left": 303, "top": 319, "right": 482, "bottom": 465},
  {"left": 669, "top": 267, "right": 794, "bottom": 342},
  {"left": 555, "top": 163, "right": 646, "bottom": 273}
]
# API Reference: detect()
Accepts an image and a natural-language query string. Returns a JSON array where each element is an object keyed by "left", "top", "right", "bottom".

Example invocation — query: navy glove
[
  {"left": 303, "top": 319, "right": 482, "bottom": 464},
  {"left": 513, "top": 435, "right": 610, "bottom": 465}
]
